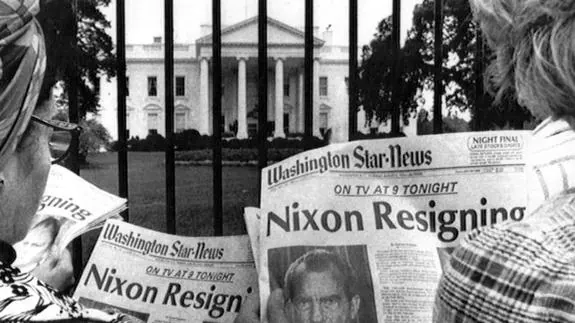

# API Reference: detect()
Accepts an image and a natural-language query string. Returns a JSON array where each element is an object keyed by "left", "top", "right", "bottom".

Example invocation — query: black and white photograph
[
  {"left": 268, "top": 245, "right": 377, "bottom": 323},
  {"left": 0, "top": 0, "right": 569, "bottom": 321}
]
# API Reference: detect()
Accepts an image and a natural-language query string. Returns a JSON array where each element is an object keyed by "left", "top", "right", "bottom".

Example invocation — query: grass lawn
[{"left": 78, "top": 151, "right": 260, "bottom": 262}]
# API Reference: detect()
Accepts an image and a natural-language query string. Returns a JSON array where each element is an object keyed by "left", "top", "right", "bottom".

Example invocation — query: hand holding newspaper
[
  {"left": 12, "top": 164, "right": 127, "bottom": 273},
  {"left": 246, "top": 130, "right": 531, "bottom": 323}
]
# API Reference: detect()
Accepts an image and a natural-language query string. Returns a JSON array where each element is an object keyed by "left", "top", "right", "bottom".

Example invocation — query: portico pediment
[{"left": 196, "top": 16, "right": 324, "bottom": 47}]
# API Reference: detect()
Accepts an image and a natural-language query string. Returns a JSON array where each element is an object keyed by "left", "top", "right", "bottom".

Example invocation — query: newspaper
[
  {"left": 243, "top": 207, "right": 261, "bottom": 273},
  {"left": 12, "top": 164, "right": 127, "bottom": 273},
  {"left": 74, "top": 219, "right": 259, "bottom": 323},
  {"left": 252, "top": 130, "right": 531, "bottom": 323}
]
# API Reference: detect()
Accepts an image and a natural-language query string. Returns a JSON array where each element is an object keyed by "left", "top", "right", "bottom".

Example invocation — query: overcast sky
[{"left": 101, "top": 0, "right": 423, "bottom": 47}]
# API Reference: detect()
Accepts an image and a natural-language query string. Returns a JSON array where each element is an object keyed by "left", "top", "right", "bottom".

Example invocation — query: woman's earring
[{"left": 0, "top": 240, "right": 16, "bottom": 265}]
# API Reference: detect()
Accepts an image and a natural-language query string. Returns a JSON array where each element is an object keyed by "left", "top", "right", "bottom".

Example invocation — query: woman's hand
[
  {"left": 32, "top": 247, "right": 75, "bottom": 291},
  {"left": 234, "top": 288, "right": 291, "bottom": 323},
  {"left": 267, "top": 288, "right": 290, "bottom": 323},
  {"left": 234, "top": 291, "right": 260, "bottom": 323}
]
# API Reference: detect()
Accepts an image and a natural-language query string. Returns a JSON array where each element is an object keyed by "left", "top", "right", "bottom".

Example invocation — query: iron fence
[{"left": 67, "top": 0, "right": 485, "bottom": 274}]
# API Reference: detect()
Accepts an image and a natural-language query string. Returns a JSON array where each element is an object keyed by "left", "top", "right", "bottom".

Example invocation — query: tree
[
  {"left": 78, "top": 118, "right": 112, "bottom": 162},
  {"left": 409, "top": 0, "right": 532, "bottom": 130},
  {"left": 358, "top": 17, "right": 423, "bottom": 126},
  {"left": 37, "top": 0, "right": 115, "bottom": 118},
  {"left": 360, "top": 0, "right": 534, "bottom": 131},
  {"left": 53, "top": 110, "right": 111, "bottom": 163}
]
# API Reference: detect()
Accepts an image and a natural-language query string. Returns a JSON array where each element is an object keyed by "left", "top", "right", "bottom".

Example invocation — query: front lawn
[{"left": 78, "top": 151, "right": 260, "bottom": 263}]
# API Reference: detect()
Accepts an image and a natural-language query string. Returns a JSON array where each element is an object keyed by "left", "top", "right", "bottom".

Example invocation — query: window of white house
[
  {"left": 248, "top": 123, "right": 257, "bottom": 137},
  {"left": 320, "top": 112, "right": 328, "bottom": 135},
  {"left": 283, "top": 113, "right": 289, "bottom": 135},
  {"left": 125, "top": 76, "right": 130, "bottom": 97},
  {"left": 319, "top": 77, "right": 328, "bottom": 96},
  {"left": 344, "top": 77, "right": 349, "bottom": 93},
  {"left": 175, "top": 112, "right": 186, "bottom": 133},
  {"left": 148, "top": 76, "right": 157, "bottom": 96},
  {"left": 147, "top": 112, "right": 159, "bottom": 135},
  {"left": 284, "top": 82, "right": 290, "bottom": 97},
  {"left": 176, "top": 76, "right": 185, "bottom": 96}
]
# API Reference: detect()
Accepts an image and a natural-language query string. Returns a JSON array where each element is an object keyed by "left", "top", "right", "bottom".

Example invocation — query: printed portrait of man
[
  {"left": 13, "top": 216, "right": 62, "bottom": 272},
  {"left": 282, "top": 249, "right": 361, "bottom": 323}
]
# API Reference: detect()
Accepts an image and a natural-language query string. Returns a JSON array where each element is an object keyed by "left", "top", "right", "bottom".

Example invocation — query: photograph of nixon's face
[{"left": 268, "top": 246, "right": 377, "bottom": 323}]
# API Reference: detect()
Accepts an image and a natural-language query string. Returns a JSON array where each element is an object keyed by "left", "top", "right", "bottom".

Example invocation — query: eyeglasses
[{"left": 31, "top": 115, "right": 82, "bottom": 164}]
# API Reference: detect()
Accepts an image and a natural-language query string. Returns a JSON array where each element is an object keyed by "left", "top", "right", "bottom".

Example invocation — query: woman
[
  {"left": 0, "top": 0, "right": 126, "bottom": 321},
  {"left": 434, "top": 0, "right": 575, "bottom": 322}
]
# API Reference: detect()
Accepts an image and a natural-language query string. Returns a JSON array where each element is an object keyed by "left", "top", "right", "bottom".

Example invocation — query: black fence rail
[{"left": 68, "top": 0, "right": 485, "bottom": 272}]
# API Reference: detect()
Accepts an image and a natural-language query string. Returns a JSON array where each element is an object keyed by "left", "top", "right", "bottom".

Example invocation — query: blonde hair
[{"left": 470, "top": 0, "right": 575, "bottom": 119}]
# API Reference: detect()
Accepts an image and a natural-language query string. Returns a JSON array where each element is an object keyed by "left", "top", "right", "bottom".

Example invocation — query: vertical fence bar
[
  {"left": 212, "top": 0, "right": 223, "bottom": 236},
  {"left": 348, "top": 0, "right": 358, "bottom": 141},
  {"left": 433, "top": 0, "right": 444, "bottom": 133},
  {"left": 165, "top": 0, "right": 176, "bottom": 234},
  {"left": 304, "top": 0, "right": 313, "bottom": 137},
  {"left": 68, "top": 2, "right": 80, "bottom": 173},
  {"left": 474, "top": 27, "right": 484, "bottom": 131},
  {"left": 116, "top": 0, "right": 129, "bottom": 220},
  {"left": 67, "top": 0, "right": 82, "bottom": 281},
  {"left": 257, "top": 0, "right": 268, "bottom": 197},
  {"left": 390, "top": 0, "right": 401, "bottom": 135}
]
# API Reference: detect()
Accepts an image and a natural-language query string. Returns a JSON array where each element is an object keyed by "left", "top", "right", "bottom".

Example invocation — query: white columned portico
[
  {"left": 313, "top": 58, "right": 321, "bottom": 137},
  {"left": 297, "top": 69, "right": 304, "bottom": 133},
  {"left": 237, "top": 57, "right": 248, "bottom": 139},
  {"left": 199, "top": 57, "right": 210, "bottom": 134},
  {"left": 274, "top": 57, "right": 285, "bottom": 138}
]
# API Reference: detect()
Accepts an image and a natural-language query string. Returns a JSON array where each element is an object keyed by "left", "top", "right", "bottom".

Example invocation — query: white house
[{"left": 98, "top": 16, "right": 364, "bottom": 143}]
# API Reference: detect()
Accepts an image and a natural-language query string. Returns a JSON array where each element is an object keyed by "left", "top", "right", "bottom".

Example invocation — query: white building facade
[{"left": 99, "top": 17, "right": 357, "bottom": 143}]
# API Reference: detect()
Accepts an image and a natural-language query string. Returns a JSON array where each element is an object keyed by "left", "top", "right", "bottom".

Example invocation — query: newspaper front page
[
  {"left": 13, "top": 165, "right": 127, "bottom": 272},
  {"left": 74, "top": 219, "right": 258, "bottom": 323},
  {"left": 257, "top": 131, "right": 530, "bottom": 323}
]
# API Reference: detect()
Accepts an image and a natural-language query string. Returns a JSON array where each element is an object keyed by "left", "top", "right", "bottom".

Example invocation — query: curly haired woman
[{"left": 434, "top": 1, "right": 575, "bottom": 322}]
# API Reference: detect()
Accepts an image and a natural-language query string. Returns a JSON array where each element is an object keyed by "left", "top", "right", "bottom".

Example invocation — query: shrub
[
  {"left": 111, "top": 129, "right": 326, "bottom": 153},
  {"left": 173, "top": 129, "right": 218, "bottom": 150},
  {"left": 175, "top": 148, "right": 304, "bottom": 163},
  {"left": 353, "top": 132, "right": 406, "bottom": 140},
  {"left": 77, "top": 118, "right": 112, "bottom": 162},
  {"left": 137, "top": 133, "right": 166, "bottom": 151},
  {"left": 267, "top": 148, "right": 304, "bottom": 161},
  {"left": 286, "top": 132, "right": 305, "bottom": 138}
]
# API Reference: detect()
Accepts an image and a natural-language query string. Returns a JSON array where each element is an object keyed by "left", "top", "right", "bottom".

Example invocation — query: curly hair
[{"left": 470, "top": 0, "right": 575, "bottom": 120}]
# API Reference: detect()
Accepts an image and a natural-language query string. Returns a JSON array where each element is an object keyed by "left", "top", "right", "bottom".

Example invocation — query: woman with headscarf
[
  {"left": 0, "top": 0, "right": 127, "bottom": 321},
  {"left": 434, "top": 0, "right": 575, "bottom": 322}
]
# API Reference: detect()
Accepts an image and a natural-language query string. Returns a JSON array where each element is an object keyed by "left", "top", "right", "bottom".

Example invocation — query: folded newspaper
[
  {"left": 245, "top": 130, "right": 531, "bottom": 323},
  {"left": 74, "top": 219, "right": 259, "bottom": 323},
  {"left": 12, "top": 164, "right": 127, "bottom": 273}
]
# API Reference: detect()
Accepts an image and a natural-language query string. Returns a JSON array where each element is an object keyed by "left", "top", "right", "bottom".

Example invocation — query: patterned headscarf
[{"left": 0, "top": 0, "right": 46, "bottom": 168}]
